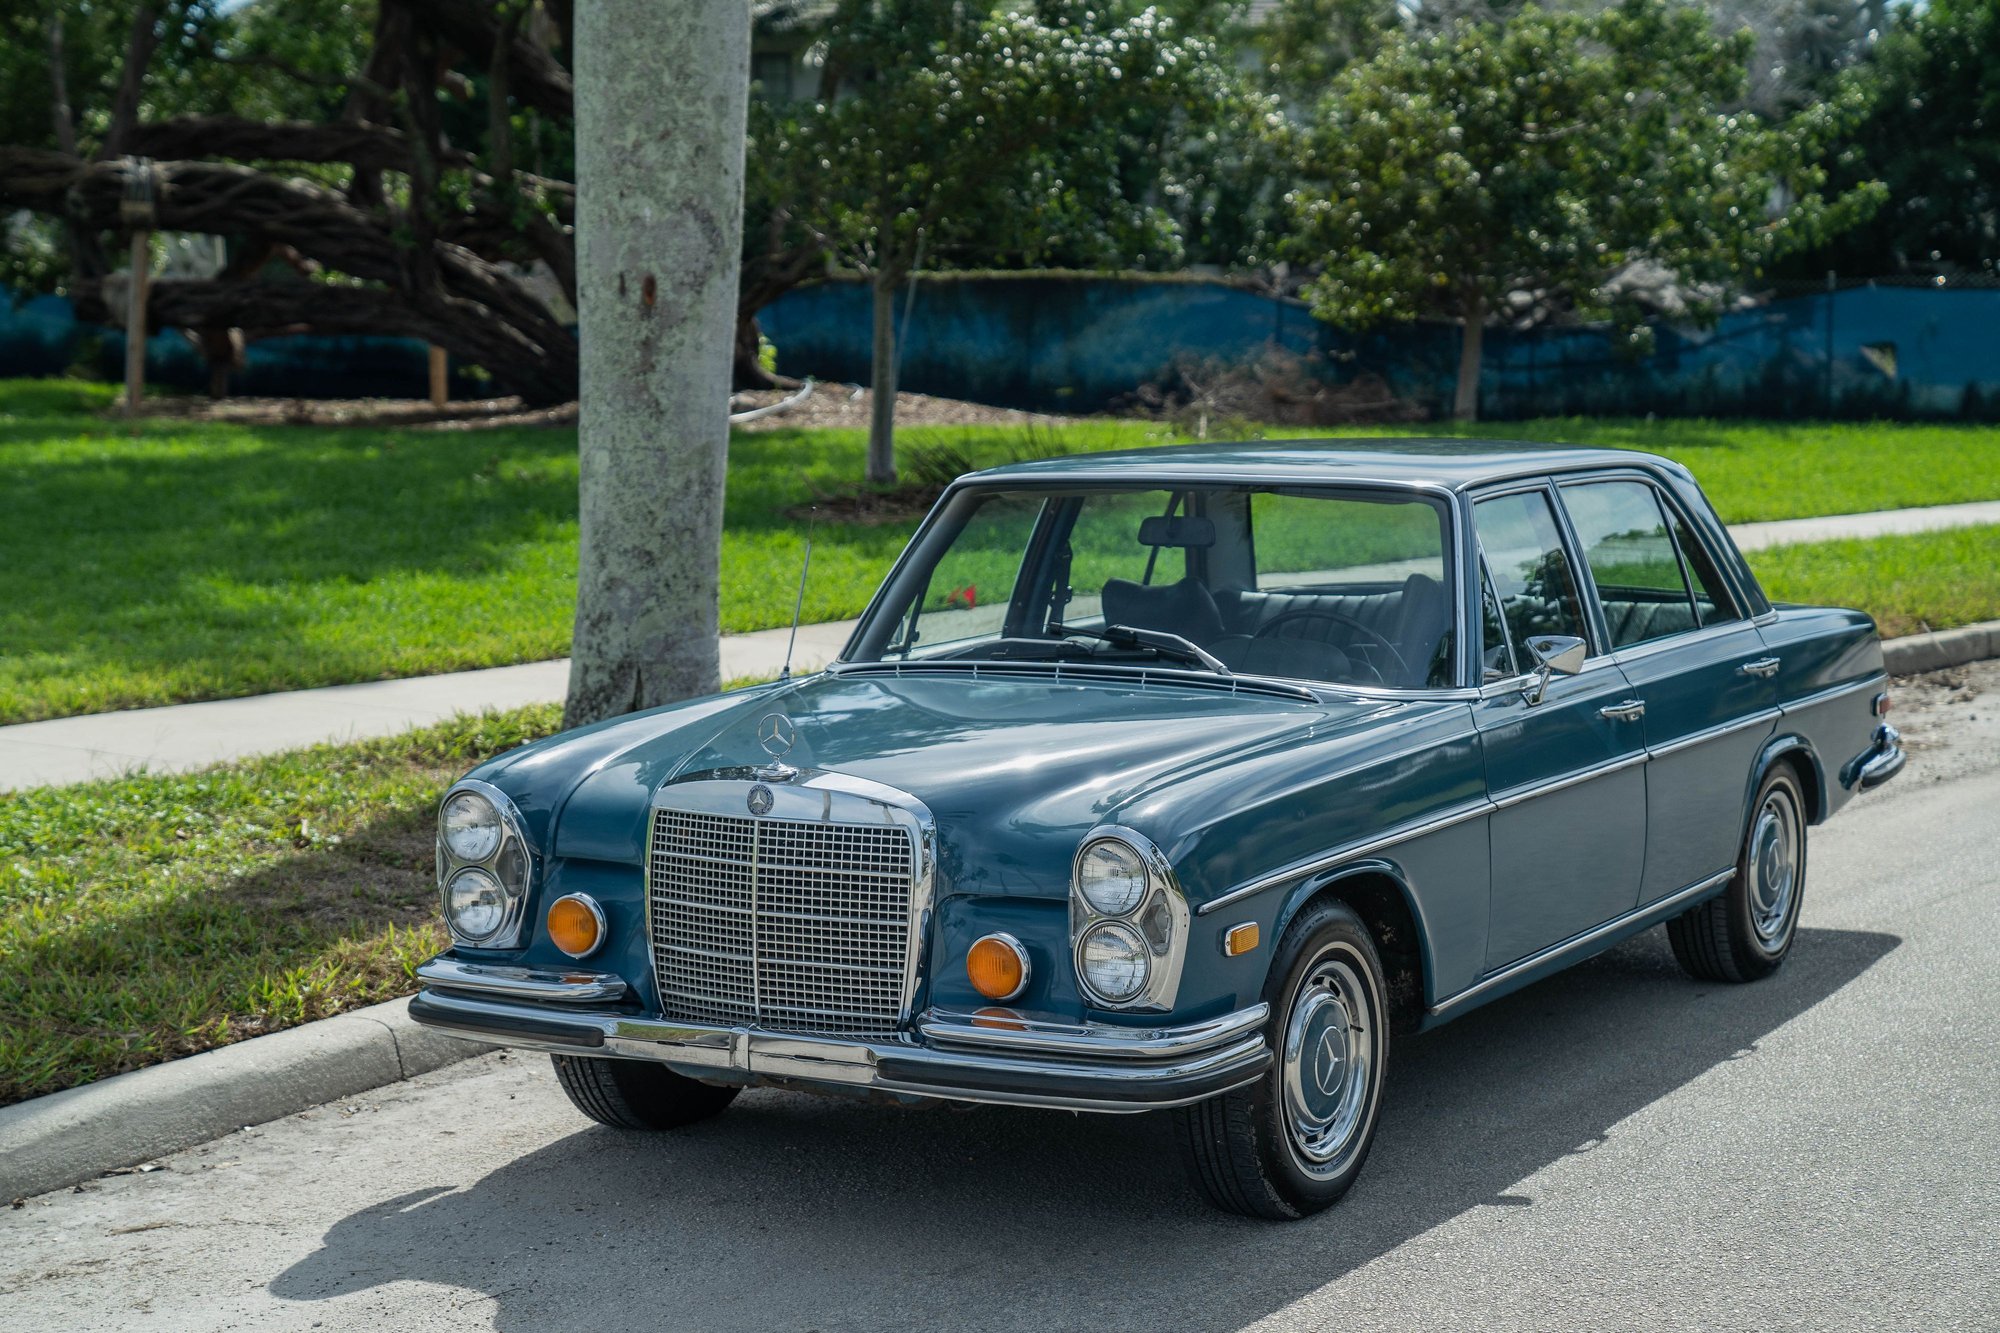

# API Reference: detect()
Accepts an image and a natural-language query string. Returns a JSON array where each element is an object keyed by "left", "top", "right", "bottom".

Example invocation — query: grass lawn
[
  {"left": 2, "top": 377, "right": 1996, "bottom": 722},
  {"left": 1749, "top": 526, "right": 2000, "bottom": 639},
  {"left": 0, "top": 704, "right": 560, "bottom": 1106}
]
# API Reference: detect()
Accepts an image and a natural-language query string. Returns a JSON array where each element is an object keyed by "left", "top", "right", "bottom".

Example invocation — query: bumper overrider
[
  {"left": 1849, "top": 722, "right": 1906, "bottom": 792},
  {"left": 409, "top": 958, "right": 1271, "bottom": 1113}
]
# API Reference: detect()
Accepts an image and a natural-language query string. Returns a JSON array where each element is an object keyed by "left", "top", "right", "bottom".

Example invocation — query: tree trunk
[
  {"left": 564, "top": 0, "right": 748, "bottom": 727},
  {"left": 867, "top": 271, "right": 900, "bottom": 485},
  {"left": 1453, "top": 293, "right": 1485, "bottom": 423},
  {"left": 733, "top": 310, "right": 779, "bottom": 390}
]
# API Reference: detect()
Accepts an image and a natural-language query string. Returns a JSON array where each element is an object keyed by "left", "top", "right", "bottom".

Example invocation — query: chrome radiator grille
[{"left": 646, "top": 805, "right": 917, "bottom": 1037}]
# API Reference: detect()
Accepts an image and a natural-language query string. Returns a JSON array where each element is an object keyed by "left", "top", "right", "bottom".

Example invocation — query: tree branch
[{"left": 99, "top": 5, "right": 161, "bottom": 161}]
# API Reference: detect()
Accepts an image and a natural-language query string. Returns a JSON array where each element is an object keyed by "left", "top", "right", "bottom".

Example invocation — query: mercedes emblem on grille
[
  {"left": 746, "top": 784, "right": 775, "bottom": 816},
  {"left": 757, "top": 713, "right": 796, "bottom": 759}
]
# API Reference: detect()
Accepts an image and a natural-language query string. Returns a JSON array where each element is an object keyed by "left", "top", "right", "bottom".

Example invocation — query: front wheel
[
  {"left": 550, "top": 1054, "right": 739, "bottom": 1130},
  {"left": 1174, "top": 900, "right": 1389, "bottom": 1219},
  {"left": 1668, "top": 766, "right": 1808, "bottom": 983}
]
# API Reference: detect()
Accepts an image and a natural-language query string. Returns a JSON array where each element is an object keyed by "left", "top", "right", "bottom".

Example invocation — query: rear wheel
[
  {"left": 1175, "top": 900, "right": 1389, "bottom": 1219},
  {"left": 550, "top": 1054, "right": 738, "bottom": 1130},
  {"left": 1668, "top": 766, "right": 1808, "bottom": 983}
]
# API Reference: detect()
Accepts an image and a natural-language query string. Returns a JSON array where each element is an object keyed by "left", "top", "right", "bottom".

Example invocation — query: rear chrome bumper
[
  {"left": 1850, "top": 723, "right": 1906, "bottom": 792},
  {"left": 409, "top": 959, "right": 1270, "bottom": 1114}
]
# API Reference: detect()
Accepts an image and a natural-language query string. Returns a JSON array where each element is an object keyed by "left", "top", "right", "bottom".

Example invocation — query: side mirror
[{"left": 1522, "top": 634, "right": 1587, "bottom": 704}]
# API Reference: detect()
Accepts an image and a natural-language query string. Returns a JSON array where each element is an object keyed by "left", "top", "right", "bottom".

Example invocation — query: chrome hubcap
[
  {"left": 1280, "top": 953, "right": 1375, "bottom": 1177},
  {"left": 1747, "top": 788, "right": 1800, "bottom": 946}
]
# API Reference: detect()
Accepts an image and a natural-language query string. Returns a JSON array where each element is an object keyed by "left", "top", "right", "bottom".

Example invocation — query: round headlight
[
  {"left": 441, "top": 790, "right": 503, "bottom": 862},
  {"left": 445, "top": 866, "right": 511, "bottom": 942},
  {"left": 1077, "top": 839, "right": 1149, "bottom": 916},
  {"left": 1079, "top": 921, "right": 1149, "bottom": 1004}
]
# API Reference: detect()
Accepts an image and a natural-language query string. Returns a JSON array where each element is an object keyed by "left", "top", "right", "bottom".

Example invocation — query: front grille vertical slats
[{"left": 646, "top": 803, "right": 916, "bottom": 1038}]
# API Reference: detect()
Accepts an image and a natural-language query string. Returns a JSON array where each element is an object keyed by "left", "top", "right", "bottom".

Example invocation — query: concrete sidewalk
[{"left": 3, "top": 499, "right": 1996, "bottom": 792}]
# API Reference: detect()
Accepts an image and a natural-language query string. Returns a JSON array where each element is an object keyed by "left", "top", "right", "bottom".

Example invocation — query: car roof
[{"left": 965, "top": 438, "right": 1689, "bottom": 492}]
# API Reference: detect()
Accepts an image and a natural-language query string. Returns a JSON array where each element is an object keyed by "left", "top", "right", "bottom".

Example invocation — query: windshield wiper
[{"left": 1054, "top": 623, "right": 1233, "bottom": 676}]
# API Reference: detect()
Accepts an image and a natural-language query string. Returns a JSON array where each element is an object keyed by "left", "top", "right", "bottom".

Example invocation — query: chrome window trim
[
  {"left": 1468, "top": 478, "right": 1608, "bottom": 664},
  {"left": 1070, "top": 826, "right": 1191, "bottom": 1011},
  {"left": 437, "top": 777, "right": 536, "bottom": 950},
  {"left": 645, "top": 768, "right": 937, "bottom": 1034},
  {"left": 1428, "top": 867, "right": 1735, "bottom": 1019},
  {"left": 1608, "top": 614, "right": 1762, "bottom": 668},
  {"left": 1196, "top": 795, "right": 1493, "bottom": 917}
]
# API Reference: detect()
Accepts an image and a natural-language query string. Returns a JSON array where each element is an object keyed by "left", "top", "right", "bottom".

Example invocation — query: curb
[
  {"left": 1881, "top": 620, "right": 2000, "bottom": 676},
  {"left": 6, "top": 617, "right": 1998, "bottom": 1201},
  {"left": 0, "top": 997, "right": 486, "bottom": 1202}
]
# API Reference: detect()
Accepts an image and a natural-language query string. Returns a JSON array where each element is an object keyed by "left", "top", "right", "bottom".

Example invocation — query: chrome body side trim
[
  {"left": 1488, "top": 750, "right": 1649, "bottom": 812},
  {"left": 1782, "top": 672, "right": 1888, "bottom": 715},
  {"left": 1196, "top": 797, "right": 1493, "bottom": 917},
  {"left": 407, "top": 991, "right": 1272, "bottom": 1114},
  {"left": 1428, "top": 867, "right": 1736, "bottom": 1020},
  {"left": 1645, "top": 708, "right": 1783, "bottom": 761},
  {"left": 415, "top": 957, "right": 628, "bottom": 1003}
]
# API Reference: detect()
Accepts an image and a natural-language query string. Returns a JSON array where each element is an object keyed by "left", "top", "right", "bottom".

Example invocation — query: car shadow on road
[{"left": 269, "top": 925, "right": 1897, "bottom": 1331}]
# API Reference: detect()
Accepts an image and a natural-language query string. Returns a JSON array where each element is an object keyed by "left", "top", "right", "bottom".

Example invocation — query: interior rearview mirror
[{"left": 1522, "top": 634, "right": 1587, "bottom": 704}]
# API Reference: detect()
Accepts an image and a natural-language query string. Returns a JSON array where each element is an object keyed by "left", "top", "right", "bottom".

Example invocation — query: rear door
[
  {"left": 1469, "top": 484, "right": 1648, "bottom": 970},
  {"left": 1554, "top": 475, "right": 1778, "bottom": 905}
]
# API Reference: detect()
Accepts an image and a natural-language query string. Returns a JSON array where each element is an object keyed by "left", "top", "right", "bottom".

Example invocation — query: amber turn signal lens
[
  {"left": 546, "top": 894, "right": 604, "bottom": 959},
  {"left": 966, "top": 934, "right": 1030, "bottom": 1002},
  {"left": 1222, "top": 921, "right": 1260, "bottom": 957}
]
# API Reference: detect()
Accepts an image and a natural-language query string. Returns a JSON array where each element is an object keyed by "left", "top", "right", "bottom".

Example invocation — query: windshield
[{"left": 846, "top": 483, "right": 1459, "bottom": 690}]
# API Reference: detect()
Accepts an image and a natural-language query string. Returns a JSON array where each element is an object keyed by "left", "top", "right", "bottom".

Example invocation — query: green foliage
[
  {"left": 1282, "top": 0, "right": 1886, "bottom": 336},
  {"left": 0, "top": 703, "right": 560, "bottom": 1104},
  {"left": 768, "top": 1, "right": 1229, "bottom": 280},
  {"left": 1789, "top": 0, "right": 2000, "bottom": 274}
]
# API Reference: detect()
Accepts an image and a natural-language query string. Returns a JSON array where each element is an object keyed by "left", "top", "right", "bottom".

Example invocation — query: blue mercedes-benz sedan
[{"left": 410, "top": 441, "right": 1903, "bottom": 1218}]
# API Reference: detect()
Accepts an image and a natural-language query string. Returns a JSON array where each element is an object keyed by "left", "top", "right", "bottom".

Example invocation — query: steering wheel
[{"left": 1250, "top": 608, "right": 1411, "bottom": 685}]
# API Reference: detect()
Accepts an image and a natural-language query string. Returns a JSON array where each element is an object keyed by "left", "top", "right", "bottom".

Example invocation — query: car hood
[{"left": 516, "top": 669, "right": 1413, "bottom": 901}]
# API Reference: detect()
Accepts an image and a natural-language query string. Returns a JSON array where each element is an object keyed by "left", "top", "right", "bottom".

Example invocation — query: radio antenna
[{"left": 779, "top": 508, "right": 817, "bottom": 681}]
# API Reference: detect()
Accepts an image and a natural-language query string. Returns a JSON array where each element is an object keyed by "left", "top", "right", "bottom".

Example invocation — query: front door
[{"left": 1471, "top": 486, "right": 1648, "bottom": 971}]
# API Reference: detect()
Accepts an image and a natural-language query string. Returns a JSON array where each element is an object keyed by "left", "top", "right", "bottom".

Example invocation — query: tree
[
  {"left": 767, "top": 0, "right": 1223, "bottom": 483},
  {"left": 0, "top": 1, "right": 579, "bottom": 404},
  {"left": 1785, "top": 0, "right": 2000, "bottom": 275},
  {"left": 1283, "top": 0, "right": 1883, "bottom": 420},
  {"left": 562, "top": 2, "right": 748, "bottom": 725}
]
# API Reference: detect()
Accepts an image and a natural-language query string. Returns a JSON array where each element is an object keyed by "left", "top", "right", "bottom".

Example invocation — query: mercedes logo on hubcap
[
  {"left": 1311, "top": 1027, "right": 1346, "bottom": 1097},
  {"left": 757, "top": 712, "right": 796, "bottom": 759}
]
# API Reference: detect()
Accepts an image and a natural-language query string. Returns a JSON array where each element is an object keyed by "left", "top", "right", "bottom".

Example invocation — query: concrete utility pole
[
  {"left": 564, "top": 2, "right": 751, "bottom": 725},
  {"left": 120, "top": 162, "right": 157, "bottom": 418}
]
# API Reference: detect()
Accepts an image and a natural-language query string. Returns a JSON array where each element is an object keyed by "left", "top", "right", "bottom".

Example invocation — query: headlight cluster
[
  {"left": 1071, "top": 830, "right": 1188, "bottom": 1009},
  {"left": 436, "top": 781, "right": 531, "bottom": 947}
]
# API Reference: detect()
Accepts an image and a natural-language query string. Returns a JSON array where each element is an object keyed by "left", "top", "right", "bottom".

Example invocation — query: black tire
[
  {"left": 1174, "top": 899, "right": 1390, "bottom": 1219},
  {"left": 1668, "top": 766, "right": 1808, "bottom": 983},
  {"left": 550, "top": 1054, "right": 739, "bottom": 1130}
]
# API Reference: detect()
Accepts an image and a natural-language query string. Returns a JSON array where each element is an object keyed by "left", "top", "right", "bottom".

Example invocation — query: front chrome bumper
[{"left": 410, "top": 959, "right": 1270, "bottom": 1114}]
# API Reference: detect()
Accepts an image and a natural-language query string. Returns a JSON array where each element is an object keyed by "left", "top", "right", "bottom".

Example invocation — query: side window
[
  {"left": 1669, "top": 515, "right": 1742, "bottom": 627},
  {"left": 1561, "top": 481, "right": 1701, "bottom": 649},
  {"left": 1472, "top": 490, "right": 1589, "bottom": 663}
]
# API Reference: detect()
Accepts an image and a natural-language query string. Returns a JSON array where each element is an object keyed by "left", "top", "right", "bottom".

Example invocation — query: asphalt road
[{"left": 5, "top": 669, "right": 1997, "bottom": 1332}]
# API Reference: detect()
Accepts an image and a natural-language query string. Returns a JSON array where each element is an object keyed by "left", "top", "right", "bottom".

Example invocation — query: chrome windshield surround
[
  {"left": 644, "top": 768, "right": 937, "bottom": 1037},
  {"left": 416, "top": 957, "right": 627, "bottom": 1003},
  {"left": 1069, "top": 826, "right": 1191, "bottom": 1012},
  {"left": 436, "top": 777, "right": 536, "bottom": 950}
]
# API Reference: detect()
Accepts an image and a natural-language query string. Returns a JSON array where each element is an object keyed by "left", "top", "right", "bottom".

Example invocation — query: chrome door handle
[
  {"left": 1738, "top": 657, "right": 1781, "bottom": 679},
  {"left": 1599, "top": 699, "right": 1646, "bottom": 721}
]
